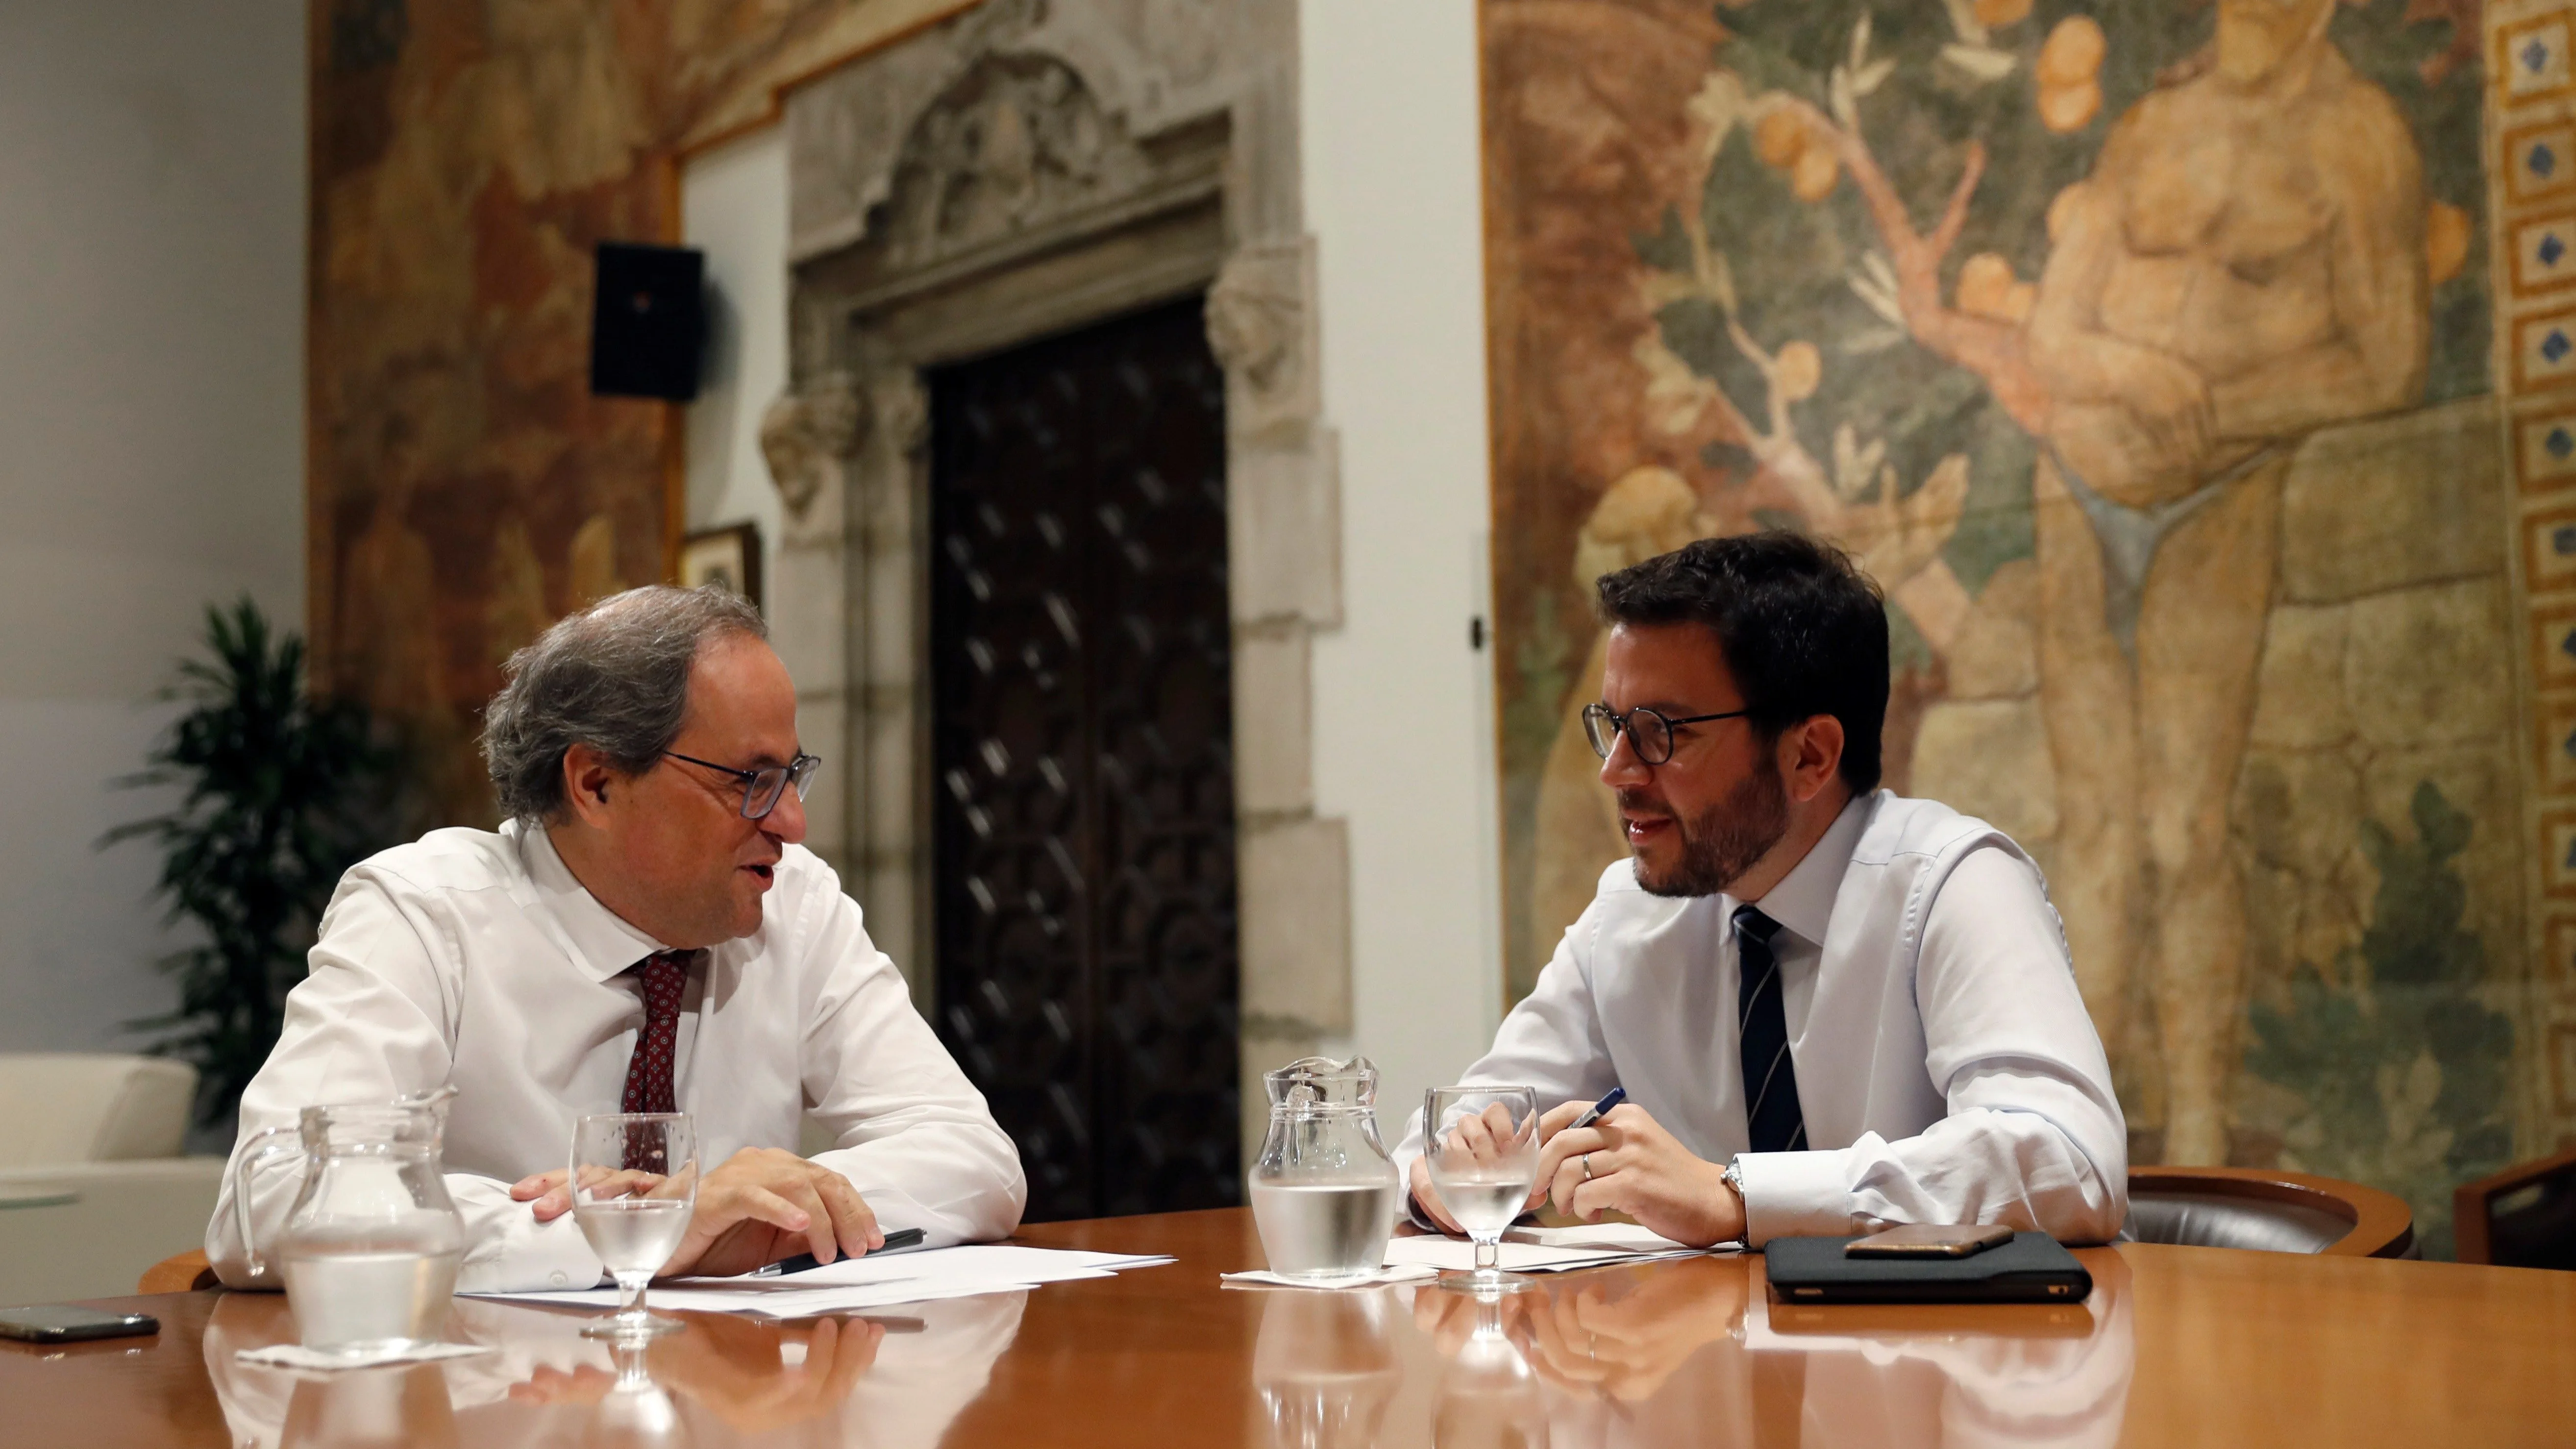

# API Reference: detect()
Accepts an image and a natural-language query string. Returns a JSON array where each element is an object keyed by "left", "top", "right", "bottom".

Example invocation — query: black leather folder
[{"left": 1762, "top": 1232, "right": 2093, "bottom": 1304}]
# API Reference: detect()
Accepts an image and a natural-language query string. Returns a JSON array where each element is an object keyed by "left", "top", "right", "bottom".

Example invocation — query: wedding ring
[{"left": 1581, "top": 1152, "right": 1595, "bottom": 1180}]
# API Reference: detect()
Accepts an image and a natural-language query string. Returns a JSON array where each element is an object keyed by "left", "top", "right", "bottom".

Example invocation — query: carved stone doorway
[
  {"left": 929, "top": 296, "right": 1239, "bottom": 1220},
  {"left": 762, "top": 0, "right": 1349, "bottom": 1169}
]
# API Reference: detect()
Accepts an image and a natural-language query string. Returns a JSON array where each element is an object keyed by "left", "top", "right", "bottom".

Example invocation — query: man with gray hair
[{"left": 209, "top": 586, "right": 1026, "bottom": 1291}]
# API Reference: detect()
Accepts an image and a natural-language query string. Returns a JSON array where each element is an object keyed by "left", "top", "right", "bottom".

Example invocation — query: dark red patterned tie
[{"left": 619, "top": 951, "right": 690, "bottom": 1118}]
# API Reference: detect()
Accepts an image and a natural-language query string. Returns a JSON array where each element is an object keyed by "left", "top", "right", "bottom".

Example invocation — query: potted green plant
[{"left": 103, "top": 598, "right": 397, "bottom": 1127}]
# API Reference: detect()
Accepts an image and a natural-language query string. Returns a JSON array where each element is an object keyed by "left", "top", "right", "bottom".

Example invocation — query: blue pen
[{"left": 1568, "top": 1086, "right": 1625, "bottom": 1130}]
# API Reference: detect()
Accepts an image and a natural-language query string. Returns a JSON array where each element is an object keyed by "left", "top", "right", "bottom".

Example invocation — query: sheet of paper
[
  {"left": 463, "top": 1243, "right": 1174, "bottom": 1318},
  {"left": 1380, "top": 1230, "right": 1710, "bottom": 1274},
  {"left": 1505, "top": 1223, "right": 1722, "bottom": 1253},
  {"left": 770, "top": 1245, "right": 1170, "bottom": 1288},
  {"left": 493, "top": 1273, "right": 1114, "bottom": 1319},
  {"left": 1220, "top": 1264, "right": 1438, "bottom": 1290}
]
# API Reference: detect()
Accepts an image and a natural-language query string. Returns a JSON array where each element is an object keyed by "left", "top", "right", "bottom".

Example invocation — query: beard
[{"left": 1622, "top": 766, "right": 1790, "bottom": 898}]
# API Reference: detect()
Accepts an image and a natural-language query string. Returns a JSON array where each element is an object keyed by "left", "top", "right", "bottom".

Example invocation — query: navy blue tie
[{"left": 1734, "top": 905, "right": 1807, "bottom": 1154}]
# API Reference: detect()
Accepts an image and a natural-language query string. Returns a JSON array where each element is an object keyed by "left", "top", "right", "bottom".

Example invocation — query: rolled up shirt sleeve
[
  {"left": 1735, "top": 847, "right": 2129, "bottom": 1246},
  {"left": 798, "top": 888, "right": 1027, "bottom": 1246}
]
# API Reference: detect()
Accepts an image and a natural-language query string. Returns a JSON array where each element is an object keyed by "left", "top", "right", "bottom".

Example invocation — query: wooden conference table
[{"left": 4, "top": 1208, "right": 2571, "bottom": 1448}]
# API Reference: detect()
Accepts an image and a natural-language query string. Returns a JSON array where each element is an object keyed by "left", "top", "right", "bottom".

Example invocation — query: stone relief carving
[
  {"left": 758, "top": 372, "right": 867, "bottom": 520},
  {"left": 874, "top": 54, "right": 1150, "bottom": 275},
  {"left": 787, "top": 0, "right": 1042, "bottom": 263},
  {"left": 1205, "top": 238, "right": 1316, "bottom": 438},
  {"left": 872, "top": 370, "right": 930, "bottom": 458},
  {"left": 787, "top": 0, "right": 1246, "bottom": 265}
]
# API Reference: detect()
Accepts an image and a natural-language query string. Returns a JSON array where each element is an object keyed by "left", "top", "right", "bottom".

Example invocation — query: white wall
[
  {"left": 682, "top": 127, "right": 790, "bottom": 609},
  {"left": 0, "top": 2, "right": 307, "bottom": 1053},
  {"left": 1299, "top": 0, "right": 1503, "bottom": 1135}
]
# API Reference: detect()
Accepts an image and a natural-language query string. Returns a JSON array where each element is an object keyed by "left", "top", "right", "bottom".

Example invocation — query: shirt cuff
[
  {"left": 1735, "top": 1148, "right": 1856, "bottom": 1246},
  {"left": 456, "top": 1209, "right": 609, "bottom": 1294}
]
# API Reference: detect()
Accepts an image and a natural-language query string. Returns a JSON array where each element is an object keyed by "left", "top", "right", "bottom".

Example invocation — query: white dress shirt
[
  {"left": 207, "top": 820, "right": 1026, "bottom": 1292},
  {"left": 1396, "top": 791, "right": 2127, "bottom": 1245}
]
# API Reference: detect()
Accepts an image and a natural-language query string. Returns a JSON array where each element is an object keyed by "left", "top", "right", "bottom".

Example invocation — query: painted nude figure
[{"left": 2025, "top": 0, "right": 2427, "bottom": 1163}]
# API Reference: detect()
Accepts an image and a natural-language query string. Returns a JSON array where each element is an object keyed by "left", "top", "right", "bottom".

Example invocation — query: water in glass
[
  {"left": 278, "top": 1232, "right": 462, "bottom": 1351},
  {"left": 1420, "top": 1172, "right": 1530, "bottom": 1237},
  {"left": 576, "top": 1198, "right": 694, "bottom": 1277},
  {"left": 1249, "top": 1178, "right": 1402, "bottom": 1277}
]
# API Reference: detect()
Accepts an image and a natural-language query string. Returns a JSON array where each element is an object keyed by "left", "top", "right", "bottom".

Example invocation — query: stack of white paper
[
  {"left": 467, "top": 1244, "right": 1174, "bottom": 1319},
  {"left": 1380, "top": 1222, "right": 1722, "bottom": 1275}
]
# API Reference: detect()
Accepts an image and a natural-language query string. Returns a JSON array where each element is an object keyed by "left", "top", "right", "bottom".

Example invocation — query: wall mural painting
[
  {"left": 1482, "top": 0, "right": 2568, "bottom": 1256},
  {"left": 309, "top": 0, "right": 974, "bottom": 823}
]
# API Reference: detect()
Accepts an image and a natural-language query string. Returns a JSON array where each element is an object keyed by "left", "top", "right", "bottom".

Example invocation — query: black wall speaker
[{"left": 590, "top": 242, "right": 706, "bottom": 401}]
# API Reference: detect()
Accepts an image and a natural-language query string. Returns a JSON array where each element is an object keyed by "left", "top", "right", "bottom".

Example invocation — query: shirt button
[{"left": 549, "top": 1271, "right": 569, "bottom": 1286}]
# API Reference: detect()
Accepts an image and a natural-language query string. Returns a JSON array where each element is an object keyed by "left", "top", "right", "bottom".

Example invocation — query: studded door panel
[{"left": 929, "top": 296, "right": 1241, "bottom": 1221}]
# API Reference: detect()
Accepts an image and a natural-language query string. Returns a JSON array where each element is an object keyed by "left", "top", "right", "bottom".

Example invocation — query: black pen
[{"left": 754, "top": 1226, "right": 927, "bottom": 1277}]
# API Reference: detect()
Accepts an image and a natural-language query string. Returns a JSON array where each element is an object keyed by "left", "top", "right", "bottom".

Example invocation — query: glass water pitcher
[
  {"left": 231, "top": 1088, "right": 468, "bottom": 1354},
  {"left": 1247, "top": 1056, "right": 1401, "bottom": 1280}
]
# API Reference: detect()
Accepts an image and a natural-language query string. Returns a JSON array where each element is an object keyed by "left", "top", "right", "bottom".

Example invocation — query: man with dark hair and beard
[{"left": 1394, "top": 532, "right": 2128, "bottom": 1248}]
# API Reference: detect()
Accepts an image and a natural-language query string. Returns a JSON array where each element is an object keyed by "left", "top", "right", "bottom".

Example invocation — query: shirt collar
[
  {"left": 1745, "top": 791, "right": 1874, "bottom": 949},
  {"left": 506, "top": 817, "right": 673, "bottom": 982}
]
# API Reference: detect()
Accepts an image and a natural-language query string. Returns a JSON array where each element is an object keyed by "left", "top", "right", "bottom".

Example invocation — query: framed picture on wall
[{"left": 678, "top": 521, "right": 763, "bottom": 611}]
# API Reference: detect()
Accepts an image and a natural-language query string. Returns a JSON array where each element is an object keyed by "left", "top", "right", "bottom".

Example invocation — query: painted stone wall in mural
[{"left": 1482, "top": 0, "right": 2547, "bottom": 1255}]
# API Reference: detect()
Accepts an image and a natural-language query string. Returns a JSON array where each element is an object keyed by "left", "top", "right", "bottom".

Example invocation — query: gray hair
[{"left": 481, "top": 585, "right": 768, "bottom": 824}]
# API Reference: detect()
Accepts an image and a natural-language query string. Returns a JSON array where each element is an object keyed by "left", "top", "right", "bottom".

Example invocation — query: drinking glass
[
  {"left": 1421, "top": 1086, "right": 1540, "bottom": 1294},
  {"left": 571, "top": 1113, "right": 699, "bottom": 1340}
]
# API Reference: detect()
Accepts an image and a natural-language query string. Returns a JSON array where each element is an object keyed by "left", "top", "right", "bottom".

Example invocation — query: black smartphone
[{"left": 0, "top": 1305, "right": 160, "bottom": 1344}]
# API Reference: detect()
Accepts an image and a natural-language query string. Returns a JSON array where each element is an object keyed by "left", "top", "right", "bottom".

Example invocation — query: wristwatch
[{"left": 1722, "top": 1157, "right": 1750, "bottom": 1246}]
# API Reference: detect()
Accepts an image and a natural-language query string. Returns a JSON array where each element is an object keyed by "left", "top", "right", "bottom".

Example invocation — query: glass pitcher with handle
[
  {"left": 1248, "top": 1056, "right": 1402, "bottom": 1281},
  {"left": 231, "top": 1087, "right": 467, "bottom": 1355}
]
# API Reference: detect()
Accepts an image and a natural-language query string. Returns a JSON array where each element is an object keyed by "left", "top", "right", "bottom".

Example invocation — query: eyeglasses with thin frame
[
  {"left": 1580, "top": 703, "right": 1752, "bottom": 766},
  {"left": 662, "top": 751, "right": 822, "bottom": 820}
]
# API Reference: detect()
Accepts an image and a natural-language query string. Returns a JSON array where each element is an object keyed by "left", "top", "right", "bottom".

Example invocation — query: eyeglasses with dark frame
[
  {"left": 1580, "top": 703, "right": 1753, "bottom": 766},
  {"left": 662, "top": 751, "right": 823, "bottom": 820}
]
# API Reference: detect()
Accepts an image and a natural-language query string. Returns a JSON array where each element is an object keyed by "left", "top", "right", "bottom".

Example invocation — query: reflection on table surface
[
  {"left": 13, "top": 1210, "right": 2576, "bottom": 1448},
  {"left": 1253, "top": 1251, "right": 2132, "bottom": 1449},
  {"left": 202, "top": 1288, "right": 1026, "bottom": 1449},
  {"left": 194, "top": 1254, "right": 2127, "bottom": 1449}
]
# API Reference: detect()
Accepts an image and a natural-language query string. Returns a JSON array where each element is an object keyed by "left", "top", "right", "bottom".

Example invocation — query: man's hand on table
[
  {"left": 510, "top": 1146, "right": 883, "bottom": 1277},
  {"left": 1528, "top": 1101, "right": 1745, "bottom": 1248}
]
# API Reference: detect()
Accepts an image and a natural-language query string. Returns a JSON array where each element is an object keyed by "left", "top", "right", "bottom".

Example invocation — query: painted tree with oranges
[{"left": 1635, "top": 0, "right": 2486, "bottom": 655}]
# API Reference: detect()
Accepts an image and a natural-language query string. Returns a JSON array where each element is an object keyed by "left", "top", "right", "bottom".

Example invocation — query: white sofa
[{"left": 0, "top": 1054, "right": 227, "bottom": 1305}]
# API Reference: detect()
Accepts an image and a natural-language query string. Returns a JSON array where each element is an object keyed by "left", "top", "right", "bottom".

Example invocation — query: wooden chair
[
  {"left": 2453, "top": 1147, "right": 2576, "bottom": 1270},
  {"left": 2127, "top": 1165, "right": 2415, "bottom": 1258},
  {"left": 138, "top": 1248, "right": 218, "bottom": 1294}
]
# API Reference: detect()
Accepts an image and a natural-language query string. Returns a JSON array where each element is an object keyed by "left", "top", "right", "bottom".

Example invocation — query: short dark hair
[
  {"left": 481, "top": 585, "right": 769, "bottom": 824},
  {"left": 1593, "top": 531, "right": 1887, "bottom": 794}
]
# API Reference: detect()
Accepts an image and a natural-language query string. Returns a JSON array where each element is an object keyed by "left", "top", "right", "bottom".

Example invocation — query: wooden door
[{"left": 927, "top": 296, "right": 1241, "bottom": 1221}]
